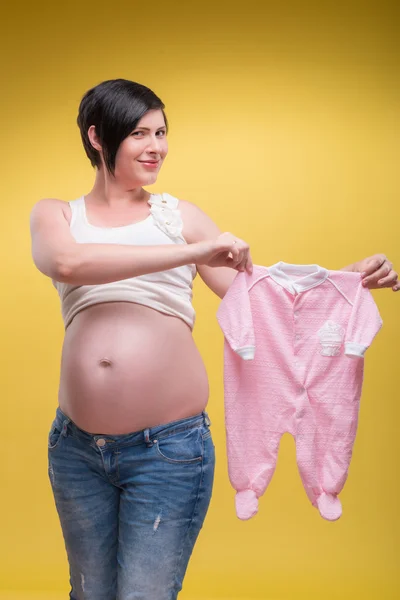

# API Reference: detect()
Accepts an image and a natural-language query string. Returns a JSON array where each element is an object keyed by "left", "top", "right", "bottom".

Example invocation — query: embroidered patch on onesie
[{"left": 317, "top": 321, "right": 345, "bottom": 356}]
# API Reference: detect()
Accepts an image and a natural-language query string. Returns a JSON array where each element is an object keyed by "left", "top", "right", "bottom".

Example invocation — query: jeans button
[{"left": 96, "top": 438, "right": 106, "bottom": 447}]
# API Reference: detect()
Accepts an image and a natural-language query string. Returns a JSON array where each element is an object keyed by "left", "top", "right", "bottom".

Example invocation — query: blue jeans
[{"left": 48, "top": 406, "right": 215, "bottom": 600}]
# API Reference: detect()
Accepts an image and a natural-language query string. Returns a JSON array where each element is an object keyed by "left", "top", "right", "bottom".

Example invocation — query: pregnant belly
[{"left": 58, "top": 302, "right": 209, "bottom": 434}]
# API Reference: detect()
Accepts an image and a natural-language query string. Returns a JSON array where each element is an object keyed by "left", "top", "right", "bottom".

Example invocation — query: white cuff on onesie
[
  {"left": 315, "top": 492, "right": 342, "bottom": 522},
  {"left": 344, "top": 342, "right": 368, "bottom": 358},
  {"left": 235, "top": 489, "right": 259, "bottom": 520}
]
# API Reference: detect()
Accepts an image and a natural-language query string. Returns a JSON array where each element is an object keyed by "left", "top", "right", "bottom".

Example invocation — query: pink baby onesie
[{"left": 217, "top": 262, "right": 382, "bottom": 521}]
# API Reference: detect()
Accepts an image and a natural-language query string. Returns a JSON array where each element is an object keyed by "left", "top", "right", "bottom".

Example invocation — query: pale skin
[{"left": 30, "top": 109, "right": 398, "bottom": 434}]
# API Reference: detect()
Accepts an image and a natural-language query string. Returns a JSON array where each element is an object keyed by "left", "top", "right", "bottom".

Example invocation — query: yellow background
[{"left": 1, "top": 0, "right": 399, "bottom": 598}]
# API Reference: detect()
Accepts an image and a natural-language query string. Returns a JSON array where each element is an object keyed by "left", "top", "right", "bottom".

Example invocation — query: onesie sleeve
[
  {"left": 216, "top": 271, "right": 255, "bottom": 360},
  {"left": 344, "top": 278, "right": 383, "bottom": 358}
]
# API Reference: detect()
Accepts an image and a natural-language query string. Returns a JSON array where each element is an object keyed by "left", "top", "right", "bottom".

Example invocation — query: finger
[
  {"left": 231, "top": 240, "right": 248, "bottom": 265},
  {"left": 361, "top": 255, "right": 387, "bottom": 277},
  {"left": 234, "top": 245, "right": 250, "bottom": 271},
  {"left": 364, "top": 272, "right": 397, "bottom": 289},
  {"left": 364, "top": 261, "right": 392, "bottom": 285},
  {"left": 225, "top": 249, "right": 241, "bottom": 268},
  {"left": 233, "top": 253, "right": 244, "bottom": 271},
  {"left": 236, "top": 251, "right": 248, "bottom": 272},
  {"left": 246, "top": 252, "right": 254, "bottom": 274},
  {"left": 233, "top": 248, "right": 243, "bottom": 266},
  {"left": 228, "top": 244, "right": 240, "bottom": 263},
  {"left": 362, "top": 260, "right": 391, "bottom": 286},
  {"left": 376, "top": 270, "right": 398, "bottom": 287},
  {"left": 225, "top": 255, "right": 238, "bottom": 269}
]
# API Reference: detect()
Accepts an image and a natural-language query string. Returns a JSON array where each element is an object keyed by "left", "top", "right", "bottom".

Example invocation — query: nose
[{"left": 147, "top": 133, "right": 163, "bottom": 155}]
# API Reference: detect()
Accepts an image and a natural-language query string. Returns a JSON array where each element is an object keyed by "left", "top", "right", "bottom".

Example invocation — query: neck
[{"left": 86, "top": 168, "right": 149, "bottom": 207}]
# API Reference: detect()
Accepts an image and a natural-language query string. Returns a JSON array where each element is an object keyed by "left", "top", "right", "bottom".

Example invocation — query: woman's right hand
[{"left": 193, "top": 232, "right": 253, "bottom": 273}]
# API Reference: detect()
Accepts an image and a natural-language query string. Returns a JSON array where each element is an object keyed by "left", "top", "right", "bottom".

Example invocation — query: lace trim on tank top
[{"left": 148, "top": 193, "right": 185, "bottom": 240}]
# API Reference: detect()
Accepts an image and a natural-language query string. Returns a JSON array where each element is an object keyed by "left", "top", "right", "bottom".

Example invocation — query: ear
[{"left": 88, "top": 125, "right": 102, "bottom": 152}]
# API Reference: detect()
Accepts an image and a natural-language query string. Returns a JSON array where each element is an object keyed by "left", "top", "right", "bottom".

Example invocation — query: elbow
[{"left": 54, "top": 251, "right": 77, "bottom": 283}]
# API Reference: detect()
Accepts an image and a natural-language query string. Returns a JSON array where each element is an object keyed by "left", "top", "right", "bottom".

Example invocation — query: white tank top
[{"left": 52, "top": 193, "right": 197, "bottom": 330}]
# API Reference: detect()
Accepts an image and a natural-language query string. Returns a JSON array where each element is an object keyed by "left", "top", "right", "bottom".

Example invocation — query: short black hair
[{"left": 77, "top": 78, "right": 168, "bottom": 174}]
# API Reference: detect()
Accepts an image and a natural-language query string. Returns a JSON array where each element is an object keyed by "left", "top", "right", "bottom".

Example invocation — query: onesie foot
[
  {"left": 316, "top": 492, "right": 342, "bottom": 521},
  {"left": 235, "top": 489, "right": 259, "bottom": 520}
]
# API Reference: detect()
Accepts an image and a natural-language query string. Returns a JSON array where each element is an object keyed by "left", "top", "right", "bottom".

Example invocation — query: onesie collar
[{"left": 268, "top": 262, "right": 329, "bottom": 294}]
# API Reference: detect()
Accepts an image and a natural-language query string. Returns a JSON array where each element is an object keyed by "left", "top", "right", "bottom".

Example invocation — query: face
[{"left": 113, "top": 109, "right": 168, "bottom": 187}]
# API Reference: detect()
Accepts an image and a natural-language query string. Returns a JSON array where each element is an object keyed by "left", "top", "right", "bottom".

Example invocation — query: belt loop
[
  {"left": 144, "top": 428, "right": 153, "bottom": 447},
  {"left": 203, "top": 412, "right": 211, "bottom": 427},
  {"left": 61, "top": 419, "right": 70, "bottom": 437}
]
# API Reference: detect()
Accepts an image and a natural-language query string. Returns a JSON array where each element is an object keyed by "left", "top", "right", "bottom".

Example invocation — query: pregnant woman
[{"left": 30, "top": 79, "right": 398, "bottom": 600}]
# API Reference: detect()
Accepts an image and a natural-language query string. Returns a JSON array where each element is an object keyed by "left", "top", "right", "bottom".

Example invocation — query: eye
[
  {"left": 131, "top": 131, "right": 145, "bottom": 137},
  {"left": 156, "top": 129, "right": 166, "bottom": 137}
]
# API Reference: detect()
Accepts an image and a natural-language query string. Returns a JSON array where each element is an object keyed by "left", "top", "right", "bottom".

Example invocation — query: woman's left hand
[{"left": 353, "top": 254, "right": 399, "bottom": 291}]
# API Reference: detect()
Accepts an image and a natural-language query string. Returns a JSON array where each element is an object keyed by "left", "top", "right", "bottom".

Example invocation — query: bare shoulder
[
  {"left": 30, "top": 198, "right": 72, "bottom": 226},
  {"left": 178, "top": 198, "right": 207, "bottom": 219},
  {"left": 178, "top": 198, "right": 221, "bottom": 243}
]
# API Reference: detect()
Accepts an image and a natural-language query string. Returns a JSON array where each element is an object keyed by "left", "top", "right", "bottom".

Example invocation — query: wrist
[
  {"left": 340, "top": 262, "right": 358, "bottom": 273},
  {"left": 187, "top": 240, "right": 213, "bottom": 265}
]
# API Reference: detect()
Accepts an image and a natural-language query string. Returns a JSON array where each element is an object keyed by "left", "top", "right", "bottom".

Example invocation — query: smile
[{"left": 138, "top": 160, "right": 159, "bottom": 168}]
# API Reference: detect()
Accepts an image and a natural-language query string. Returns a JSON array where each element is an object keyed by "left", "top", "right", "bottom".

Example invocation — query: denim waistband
[{"left": 53, "top": 406, "right": 211, "bottom": 447}]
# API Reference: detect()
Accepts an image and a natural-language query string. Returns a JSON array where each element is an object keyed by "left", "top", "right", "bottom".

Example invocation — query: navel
[{"left": 99, "top": 358, "right": 112, "bottom": 367}]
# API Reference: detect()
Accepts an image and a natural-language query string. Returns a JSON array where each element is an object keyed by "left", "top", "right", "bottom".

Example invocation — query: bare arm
[
  {"left": 30, "top": 198, "right": 250, "bottom": 286},
  {"left": 178, "top": 201, "right": 399, "bottom": 297},
  {"left": 179, "top": 200, "right": 253, "bottom": 299}
]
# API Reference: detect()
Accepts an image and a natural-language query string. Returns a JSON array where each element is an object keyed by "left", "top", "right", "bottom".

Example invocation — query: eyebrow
[{"left": 134, "top": 126, "right": 167, "bottom": 131}]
